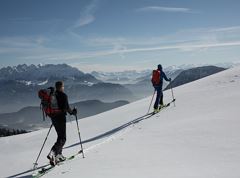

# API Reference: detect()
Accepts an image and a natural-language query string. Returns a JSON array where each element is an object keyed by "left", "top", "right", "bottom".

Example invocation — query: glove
[{"left": 71, "top": 108, "right": 77, "bottom": 116}]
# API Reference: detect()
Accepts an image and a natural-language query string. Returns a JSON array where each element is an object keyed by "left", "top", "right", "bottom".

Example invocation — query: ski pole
[
  {"left": 33, "top": 124, "right": 53, "bottom": 169},
  {"left": 169, "top": 81, "right": 176, "bottom": 107},
  {"left": 75, "top": 113, "right": 85, "bottom": 158},
  {"left": 147, "top": 90, "right": 156, "bottom": 114}
]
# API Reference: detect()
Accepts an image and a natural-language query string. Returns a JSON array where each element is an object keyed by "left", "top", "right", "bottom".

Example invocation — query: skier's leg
[
  {"left": 50, "top": 117, "right": 58, "bottom": 155},
  {"left": 49, "top": 116, "right": 66, "bottom": 164},
  {"left": 58, "top": 116, "right": 66, "bottom": 155},
  {"left": 160, "top": 92, "right": 163, "bottom": 105},
  {"left": 48, "top": 117, "right": 59, "bottom": 165},
  {"left": 153, "top": 88, "right": 160, "bottom": 109},
  {"left": 52, "top": 116, "right": 66, "bottom": 155},
  {"left": 54, "top": 116, "right": 66, "bottom": 162}
]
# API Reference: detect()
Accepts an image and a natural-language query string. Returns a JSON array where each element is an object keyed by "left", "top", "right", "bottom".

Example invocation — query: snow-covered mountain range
[
  {"left": 0, "top": 64, "right": 82, "bottom": 80},
  {"left": 0, "top": 64, "right": 134, "bottom": 113},
  {"left": 0, "top": 63, "right": 98, "bottom": 85},
  {"left": 1, "top": 66, "right": 240, "bottom": 178},
  {"left": 91, "top": 62, "right": 240, "bottom": 84}
]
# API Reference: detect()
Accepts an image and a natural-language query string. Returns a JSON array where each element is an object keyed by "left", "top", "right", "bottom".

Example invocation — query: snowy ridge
[
  {"left": 1, "top": 67, "right": 240, "bottom": 177},
  {"left": 0, "top": 64, "right": 88, "bottom": 82}
]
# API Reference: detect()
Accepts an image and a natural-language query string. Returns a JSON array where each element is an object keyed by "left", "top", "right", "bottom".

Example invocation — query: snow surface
[{"left": 1, "top": 67, "right": 240, "bottom": 178}]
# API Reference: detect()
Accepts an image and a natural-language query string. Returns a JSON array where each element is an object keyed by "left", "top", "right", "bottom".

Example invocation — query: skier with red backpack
[
  {"left": 151, "top": 64, "right": 171, "bottom": 113},
  {"left": 38, "top": 81, "right": 77, "bottom": 166}
]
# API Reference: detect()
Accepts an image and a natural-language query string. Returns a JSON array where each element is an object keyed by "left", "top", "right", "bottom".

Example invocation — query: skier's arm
[
  {"left": 162, "top": 72, "right": 171, "bottom": 82},
  {"left": 65, "top": 95, "right": 77, "bottom": 115},
  {"left": 63, "top": 95, "right": 72, "bottom": 114}
]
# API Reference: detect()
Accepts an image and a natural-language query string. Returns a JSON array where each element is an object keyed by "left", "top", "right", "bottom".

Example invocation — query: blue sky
[{"left": 0, "top": 0, "right": 240, "bottom": 72}]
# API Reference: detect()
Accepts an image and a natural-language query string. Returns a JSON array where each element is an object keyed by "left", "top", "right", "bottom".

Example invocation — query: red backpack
[
  {"left": 38, "top": 87, "right": 61, "bottom": 120},
  {"left": 151, "top": 69, "right": 161, "bottom": 86}
]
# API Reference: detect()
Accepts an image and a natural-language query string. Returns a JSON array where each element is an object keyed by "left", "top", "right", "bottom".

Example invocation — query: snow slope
[{"left": 1, "top": 67, "right": 240, "bottom": 178}]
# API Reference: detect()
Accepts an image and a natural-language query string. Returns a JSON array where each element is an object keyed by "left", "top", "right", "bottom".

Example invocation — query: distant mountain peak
[
  {"left": 0, "top": 63, "right": 100, "bottom": 87},
  {"left": 0, "top": 63, "right": 83, "bottom": 80}
]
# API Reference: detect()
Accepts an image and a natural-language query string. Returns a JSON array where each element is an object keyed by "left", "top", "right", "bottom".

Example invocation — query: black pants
[
  {"left": 154, "top": 87, "right": 163, "bottom": 109},
  {"left": 51, "top": 114, "right": 66, "bottom": 155}
]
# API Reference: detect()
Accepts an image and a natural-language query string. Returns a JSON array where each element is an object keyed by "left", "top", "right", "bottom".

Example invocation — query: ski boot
[
  {"left": 55, "top": 154, "right": 66, "bottom": 163},
  {"left": 47, "top": 151, "right": 56, "bottom": 166},
  {"left": 154, "top": 107, "right": 160, "bottom": 114}
]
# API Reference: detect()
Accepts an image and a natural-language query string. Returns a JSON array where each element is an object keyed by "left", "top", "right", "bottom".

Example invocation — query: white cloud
[
  {"left": 208, "top": 26, "right": 240, "bottom": 32},
  {"left": 74, "top": 0, "right": 98, "bottom": 28},
  {"left": 75, "top": 15, "right": 95, "bottom": 27},
  {"left": 110, "top": 41, "right": 240, "bottom": 54},
  {"left": 19, "top": 40, "right": 240, "bottom": 61},
  {"left": 82, "top": 25, "right": 240, "bottom": 53},
  {"left": 137, "top": 6, "right": 191, "bottom": 13}
]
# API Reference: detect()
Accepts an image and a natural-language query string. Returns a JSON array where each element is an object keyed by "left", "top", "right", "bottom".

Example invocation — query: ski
[
  {"left": 32, "top": 150, "right": 83, "bottom": 178},
  {"left": 132, "top": 98, "right": 175, "bottom": 125},
  {"left": 152, "top": 98, "right": 176, "bottom": 115}
]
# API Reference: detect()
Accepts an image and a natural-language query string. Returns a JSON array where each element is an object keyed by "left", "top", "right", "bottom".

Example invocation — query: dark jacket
[{"left": 55, "top": 90, "right": 71, "bottom": 115}]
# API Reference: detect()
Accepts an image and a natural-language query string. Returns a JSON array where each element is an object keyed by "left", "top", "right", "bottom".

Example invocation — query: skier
[
  {"left": 152, "top": 64, "right": 171, "bottom": 113},
  {"left": 47, "top": 81, "right": 77, "bottom": 166}
]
